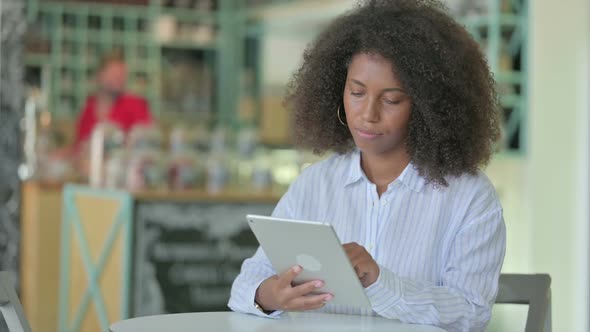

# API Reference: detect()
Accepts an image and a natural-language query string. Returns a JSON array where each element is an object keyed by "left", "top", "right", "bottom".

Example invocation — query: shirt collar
[
  {"left": 344, "top": 149, "right": 364, "bottom": 186},
  {"left": 344, "top": 149, "right": 426, "bottom": 193},
  {"left": 396, "top": 161, "right": 426, "bottom": 193}
]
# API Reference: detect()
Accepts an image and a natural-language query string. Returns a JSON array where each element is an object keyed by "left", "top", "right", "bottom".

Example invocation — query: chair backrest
[
  {"left": 0, "top": 272, "right": 32, "bottom": 332},
  {"left": 496, "top": 274, "right": 551, "bottom": 332}
]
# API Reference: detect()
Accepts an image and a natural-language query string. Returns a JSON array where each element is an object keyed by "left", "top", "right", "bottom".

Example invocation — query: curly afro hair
[{"left": 284, "top": 0, "right": 500, "bottom": 186}]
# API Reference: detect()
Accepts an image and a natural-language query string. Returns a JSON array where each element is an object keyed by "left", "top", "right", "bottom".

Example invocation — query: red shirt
[{"left": 75, "top": 93, "right": 153, "bottom": 147}]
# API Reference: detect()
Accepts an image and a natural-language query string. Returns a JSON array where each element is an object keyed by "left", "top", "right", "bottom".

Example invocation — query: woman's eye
[
  {"left": 384, "top": 99, "right": 401, "bottom": 105},
  {"left": 351, "top": 91, "right": 364, "bottom": 97}
]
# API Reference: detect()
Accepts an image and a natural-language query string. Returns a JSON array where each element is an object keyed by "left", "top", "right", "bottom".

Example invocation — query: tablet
[{"left": 246, "top": 214, "right": 372, "bottom": 309}]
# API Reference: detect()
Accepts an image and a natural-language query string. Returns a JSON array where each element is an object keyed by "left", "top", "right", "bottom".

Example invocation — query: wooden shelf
[
  {"left": 133, "top": 187, "right": 283, "bottom": 203},
  {"left": 22, "top": 181, "right": 283, "bottom": 203}
]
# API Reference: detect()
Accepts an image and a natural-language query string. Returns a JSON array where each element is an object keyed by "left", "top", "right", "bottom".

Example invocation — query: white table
[{"left": 110, "top": 312, "right": 447, "bottom": 332}]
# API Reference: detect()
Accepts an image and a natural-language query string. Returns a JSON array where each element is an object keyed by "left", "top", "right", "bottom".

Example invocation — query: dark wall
[{"left": 0, "top": 0, "right": 25, "bottom": 282}]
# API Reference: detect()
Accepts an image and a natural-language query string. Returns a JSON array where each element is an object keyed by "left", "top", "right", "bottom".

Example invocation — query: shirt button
[
  {"left": 381, "top": 200, "right": 388, "bottom": 205},
  {"left": 366, "top": 244, "right": 374, "bottom": 251}
]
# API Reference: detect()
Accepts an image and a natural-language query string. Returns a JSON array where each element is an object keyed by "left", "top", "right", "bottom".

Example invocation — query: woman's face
[{"left": 343, "top": 53, "right": 411, "bottom": 158}]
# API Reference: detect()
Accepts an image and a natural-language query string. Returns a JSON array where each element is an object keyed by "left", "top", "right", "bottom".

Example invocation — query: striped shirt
[{"left": 228, "top": 150, "right": 506, "bottom": 332}]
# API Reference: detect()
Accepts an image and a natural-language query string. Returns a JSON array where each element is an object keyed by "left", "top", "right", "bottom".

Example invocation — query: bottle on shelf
[
  {"left": 126, "top": 125, "right": 166, "bottom": 191},
  {"left": 89, "top": 122, "right": 125, "bottom": 187},
  {"left": 104, "top": 148, "right": 128, "bottom": 189},
  {"left": 250, "top": 148, "right": 273, "bottom": 191},
  {"left": 206, "top": 126, "right": 231, "bottom": 193},
  {"left": 167, "top": 124, "right": 205, "bottom": 191}
]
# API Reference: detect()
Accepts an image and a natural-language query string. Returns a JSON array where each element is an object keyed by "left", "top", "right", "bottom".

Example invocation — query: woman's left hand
[{"left": 343, "top": 242, "right": 380, "bottom": 288}]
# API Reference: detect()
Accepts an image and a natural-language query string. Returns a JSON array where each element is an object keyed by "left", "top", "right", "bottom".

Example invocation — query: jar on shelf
[
  {"left": 168, "top": 124, "right": 205, "bottom": 190},
  {"left": 195, "top": 0, "right": 214, "bottom": 11},
  {"left": 270, "top": 149, "right": 299, "bottom": 189},
  {"left": 168, "top": 152, "right": 204, "bottom": 191},
  {"left": 236, "top": 126, "right": 258, "bottom": 160},
  {"left": 126, "top": 149, "right": 166, "bottom": 192},
  {"left": 153, "top": 15, "right": 176, "bottom": 43},
  {"left": 127, "top": 124, "right": 163, "bottom": 151},
  {"left": 462, "top": 0, "right": 487, "bottom": 17},
  {"left": 192, "top": 124, "right": 210, "bottom": 153},
  {"left": 206, "top": 152, "right": 230, "bottom": 194},
  {"left": 209, "top": 126, "right": 231, "bottom": 154},
  {"left": 126, "top": 125, "right": 165, "bottom": 191},
  {"left": 250, "top": 149, "right": 273, "bottom": 191},
  {"left": 104, "top": 149, "right": 128, "bottom": 189},
  {"left": 191, "top": 24, "right": 215, "bottom": 44},
  {"left": 89, "top": 122, "right": 125, "bottom": 187},
  {"left": 169, "top": 124, "right": 191, "bottom": 154}
]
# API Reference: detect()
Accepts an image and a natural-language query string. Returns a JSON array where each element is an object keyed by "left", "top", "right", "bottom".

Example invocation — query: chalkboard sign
[{"left": 132, "top": 201, "right": 275, "bottom": 316}]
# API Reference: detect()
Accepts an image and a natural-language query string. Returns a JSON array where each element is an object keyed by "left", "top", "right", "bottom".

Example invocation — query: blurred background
[{"left": 0, "top": 0, "right": 588, "bottom": 331}]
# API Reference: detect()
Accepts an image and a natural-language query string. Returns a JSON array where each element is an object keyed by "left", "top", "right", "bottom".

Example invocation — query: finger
[
  {"left": 343, "top": 242, "right": 360, "bottom": 253},
  {"left": 347, "top": 251, "right": 370, "bottom": 276},
  {"left": 360, "top": 273, "right": 372, "bottom": 285},
  {"left": 349, "top": 249, "right": 371, "bottom": 264},
  {"left": 351, "top": 256, "right": 374, "bottom": 277},
  {"left": 304, "top": 302, "right": 328, "bottom": 311},
  {"left": 347, "top": 249, "right": 366, "bottom": 263},
  {"left": 345, "top": 244, "right": 369, "bottom": 260},
  {"left": 350, "top": 245, "right": 375, "bottom": 265},
  {"left": 285, "top": 293, "right": 334, "bottom": 311},
  {"left": 289, "top": 279, "right": 324, "bottom": 298},
  {"left": 353, "top": 263, "right": 367, "bottom": 278},
  {"left": 277, "top": 265, "right": 303, "bottom": 288},
  {"left": 352, "top": 258, "right": 379, "bottom": 285}
]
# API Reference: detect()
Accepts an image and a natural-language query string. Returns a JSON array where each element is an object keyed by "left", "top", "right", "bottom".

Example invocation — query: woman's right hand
[{"left": 255, "top": 265, "right": 334, "bottom": 312}]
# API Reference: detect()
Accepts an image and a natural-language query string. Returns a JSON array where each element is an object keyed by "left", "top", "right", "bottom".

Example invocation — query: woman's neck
[{"left": 360, "top": 150, "right": 410, "bottom": 196}]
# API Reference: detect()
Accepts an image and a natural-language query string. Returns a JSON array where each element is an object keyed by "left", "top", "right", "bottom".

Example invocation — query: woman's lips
[{"left": 355, "top": 128, "right": 382, "bottom": 139}]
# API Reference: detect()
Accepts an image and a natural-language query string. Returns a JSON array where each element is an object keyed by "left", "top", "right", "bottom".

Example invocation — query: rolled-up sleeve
[{"left": 227, "top": 186, "right": 296, "bottom": 317}]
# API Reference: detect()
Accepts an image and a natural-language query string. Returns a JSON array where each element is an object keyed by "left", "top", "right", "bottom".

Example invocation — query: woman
[{"left": 229, "top": 1, "right": 505, "bottom": 331}]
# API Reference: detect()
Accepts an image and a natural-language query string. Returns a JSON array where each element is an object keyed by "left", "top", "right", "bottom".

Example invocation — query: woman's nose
[{"left": 361, "top": 100, "right": 379, "bottom": 122}]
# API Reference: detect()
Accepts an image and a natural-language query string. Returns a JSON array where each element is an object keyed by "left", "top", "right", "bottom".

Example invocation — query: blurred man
[{"left": 74, "top": 50, "right": 152, "bottom": 149}]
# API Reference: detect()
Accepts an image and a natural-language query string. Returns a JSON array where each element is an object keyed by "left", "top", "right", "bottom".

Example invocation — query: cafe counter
[{"left": 20, "top": 181, "right": 282, "bottom": 332}]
